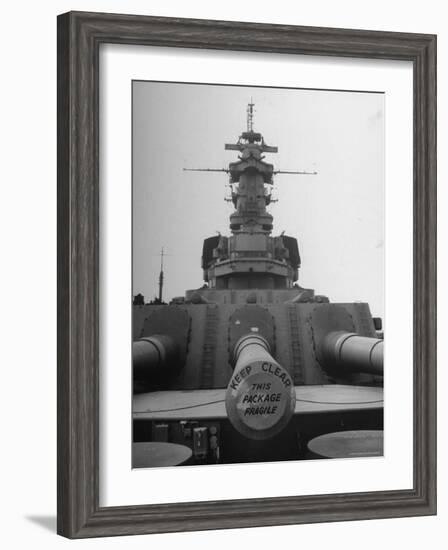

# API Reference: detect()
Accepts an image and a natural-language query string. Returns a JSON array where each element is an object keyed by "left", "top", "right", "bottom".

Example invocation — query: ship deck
[{"left": 133, "top": 384, "right": 383, "bottom": 420}]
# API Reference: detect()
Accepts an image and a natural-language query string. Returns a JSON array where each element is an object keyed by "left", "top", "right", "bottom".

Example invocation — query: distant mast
[{"left": 158, "top": 248, "right": 164, "bottom": 303}]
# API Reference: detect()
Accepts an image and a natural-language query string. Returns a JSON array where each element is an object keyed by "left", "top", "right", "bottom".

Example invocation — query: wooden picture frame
[{"left": 57, "top": 11, "right": 437, "bottom": 538}]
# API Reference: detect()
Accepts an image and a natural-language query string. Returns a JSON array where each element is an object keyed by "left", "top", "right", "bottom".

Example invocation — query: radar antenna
[
  {"left": 183, "top": 103, "right": 318, "bottom": 198},
  {"left": 273, "top": 169, "right": 317, "bottom": 175}
]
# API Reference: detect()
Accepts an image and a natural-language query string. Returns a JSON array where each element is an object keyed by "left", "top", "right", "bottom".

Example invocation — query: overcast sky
[{"left": 133, "top": 81, "right": 384, "bottom": 318}]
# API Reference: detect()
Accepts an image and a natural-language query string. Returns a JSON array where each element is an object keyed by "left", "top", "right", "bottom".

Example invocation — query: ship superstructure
[{"left": 186, "top": 101, "right": 318, "bottom": 302}]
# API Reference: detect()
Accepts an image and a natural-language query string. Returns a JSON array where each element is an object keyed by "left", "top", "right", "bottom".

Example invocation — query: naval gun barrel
[
  {"left": 225, "top": 334, "right": 296, "bottom": 440},
  {"left": 133, "top": 334, "right": 180, "bottom": 381},
  {"left": 321, "top": 331, "right": 383, "bottom": 376}
]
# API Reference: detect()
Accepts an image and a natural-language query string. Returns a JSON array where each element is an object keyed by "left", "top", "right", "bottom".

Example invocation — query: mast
[
  {"left": 158, "top": 247, "right": 164, "bottom": 303},
  {"left": 246, "top": 99, "right": 255, "bottom": 132}
]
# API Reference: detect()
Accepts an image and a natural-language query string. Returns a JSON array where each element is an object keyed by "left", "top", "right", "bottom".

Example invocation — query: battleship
[{"left": 132, "top": 103, "right": 384, "bottom": 468}]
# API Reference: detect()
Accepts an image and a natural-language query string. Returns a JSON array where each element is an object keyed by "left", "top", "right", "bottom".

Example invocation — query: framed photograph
[{"left": 57, "top": 11, "right": 436, "bottom": 538}]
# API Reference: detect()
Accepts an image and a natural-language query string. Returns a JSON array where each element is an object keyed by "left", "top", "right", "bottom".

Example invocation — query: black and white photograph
[
  {"left": 1, "top": 0, "right": 442, "bottom": 545},
  {"left": 132, "top": 81, "right": 385, "bottom": 468}
]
